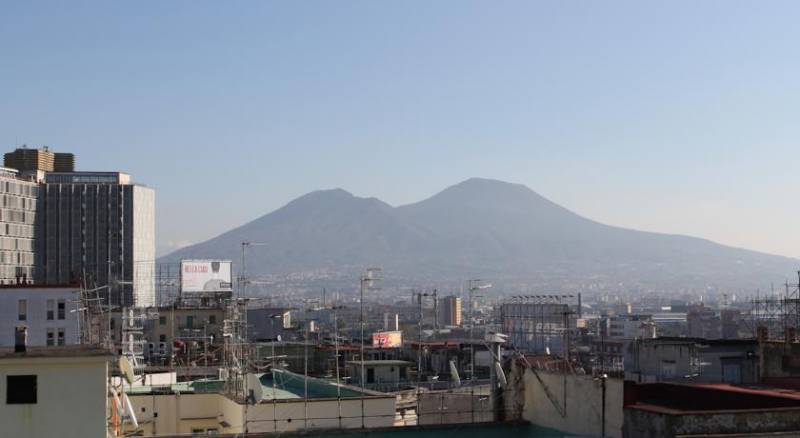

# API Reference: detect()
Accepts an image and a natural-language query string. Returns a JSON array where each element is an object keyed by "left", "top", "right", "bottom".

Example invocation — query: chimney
[{"left": 14, "top": 326, "right": 27, "bottom": 353}]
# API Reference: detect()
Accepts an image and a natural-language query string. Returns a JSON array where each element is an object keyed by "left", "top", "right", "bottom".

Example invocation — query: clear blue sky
[{"left": 2, "top": 1, "right": 799, "bottom": 258}]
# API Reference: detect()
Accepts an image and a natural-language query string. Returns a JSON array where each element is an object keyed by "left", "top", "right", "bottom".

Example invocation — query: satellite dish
[
  {"left": 246, "top": 374, "right": 263, "bottom": 405},
  {"left": 449, "top": 360, "right": 461, "bottom": 387},
  {"left": 119, "top": 356, "right": 135, "bottom": 385}
]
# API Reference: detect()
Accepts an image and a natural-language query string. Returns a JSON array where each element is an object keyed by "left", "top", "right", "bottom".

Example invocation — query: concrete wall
[
  {"left": 514, "top": 365, "right": 624, "bottom": 438},
  {"left": 128, "top": 392, "right": 224, "bottom": 435},
  {"left": 624, "top": 407, "right": 800, "bottom": 438},
  {"left": 417, "top": 388, "right": 493, "bottom": 425},
  {"left": 761, "top": 341, "right": 800, "bottom": 379},
  {"left": 245, "top": 396, "right": 396, "bottom": 433},
  {"left": 127, "top": 392, "right": 396, "bottom": 435},
  {"left": 0, "top": 356, "right": 108, "bottom": 438},
  {"left": 0, "top": 287, "right": 80, "bottom": 347}
]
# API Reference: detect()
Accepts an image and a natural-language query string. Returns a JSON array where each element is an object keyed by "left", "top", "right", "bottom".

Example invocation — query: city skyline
[{"left": 2, "top": 2, "right": 800, "bottom": 259}]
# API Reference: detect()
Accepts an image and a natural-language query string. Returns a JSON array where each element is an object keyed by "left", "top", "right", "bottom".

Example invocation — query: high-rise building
[
  {"left": 441, "top": 295, "right": 462, "bottom": 326},
  {"left": 38, "top": 172, "right": 155, "bottom": 307},
  {"left": 0, "top": 167, "right": 38, "bottom": 284},
  {"left": 0, "top": 147, "right": 156, "bottom": 307}
]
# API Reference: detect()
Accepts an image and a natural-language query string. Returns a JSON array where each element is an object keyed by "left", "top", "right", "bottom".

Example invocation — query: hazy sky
[{"left": 2, "top": 2, "right": 800, "bottom": 258}]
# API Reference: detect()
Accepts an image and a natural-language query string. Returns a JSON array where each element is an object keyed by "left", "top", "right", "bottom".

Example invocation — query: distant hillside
[{"left": 160, "top": 178, "right": 798, "bottom": 290}]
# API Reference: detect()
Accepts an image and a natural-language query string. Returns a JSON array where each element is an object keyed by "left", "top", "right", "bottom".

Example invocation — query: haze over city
[
  {"left": 7, "top": 3, "right": 800, "bottom": 438},
  {"left": 2, "top": 1, "right": 800, "bottom": 259}
]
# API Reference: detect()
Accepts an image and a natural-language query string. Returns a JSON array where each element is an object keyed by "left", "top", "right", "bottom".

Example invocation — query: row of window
[
  {"left": 0, "top": 266, "right": 33, "bottom": 280},
  {"left": 1, "top": 195, "right": 37, "bottom": 212},
  {"left": 0, "top": 180, "right": 37, "bottom": 197},
  {"left": 0, "top": 236, "right": 34, "bottom": 251},
  {"left": 0, "top": 250, "right": 34, "bottom": 266},
  {"left": 156, "top": 315, "right": 217, "bottom": 327},
  {"left": 17, "top": 298, "right": 66, "bottom": 321},
  {"left": 0, "top": 208, "right": 35, "bottom": 225},
  {"left": 0, "top": 222, "right": 35, "bottom": 238}
]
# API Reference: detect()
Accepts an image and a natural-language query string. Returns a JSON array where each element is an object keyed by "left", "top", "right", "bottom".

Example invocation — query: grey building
[
  {"left": 0, "top": 167, "right": 39, "bottom": 284},
  {"left": 38, "top": 172, "right": 155, "bottom": 307},
  {"left": 625, "top": 337, "right": 759, "bottom": 384}
]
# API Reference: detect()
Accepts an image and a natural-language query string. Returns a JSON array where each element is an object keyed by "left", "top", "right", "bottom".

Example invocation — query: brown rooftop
[{"left": 625, "top": 382, "right": 800, "bottom": 415}]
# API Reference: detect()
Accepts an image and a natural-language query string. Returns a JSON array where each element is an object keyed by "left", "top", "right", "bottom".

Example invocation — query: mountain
[{"left": 160, "top": 178, "right": 798, "bottom": 290}]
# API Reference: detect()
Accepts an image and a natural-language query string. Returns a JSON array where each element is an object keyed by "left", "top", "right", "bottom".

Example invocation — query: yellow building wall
[{"left": 0, "top": 357, "right": 108, "bottom": 438}]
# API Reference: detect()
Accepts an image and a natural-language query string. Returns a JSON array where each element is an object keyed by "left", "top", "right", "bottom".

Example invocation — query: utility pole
[{"left": 240, "top": 241, "right": 266, "bottom": 299}]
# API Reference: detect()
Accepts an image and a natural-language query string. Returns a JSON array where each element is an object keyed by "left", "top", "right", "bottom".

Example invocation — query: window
[
  {"left": 57, "top": 300, "right": 65, "bottom": 320},
  {"left": 186, "top": 316, "right": 194, "bottom": 329},
  {"left": 367, "top": 368, "right": 375, "bottom": 384},
  {"left": 159, "top": 334, "right": 166, "bottom": 343},
  {"left": 17, "top": 299, "right": 26, "bottom": 321},
  {"left": 46, "top": 329, "right": 55, "bottom": 346},
  {"left": 57, "top": 329, "right": 65, "bottom": 346},
  {"left": 159, "top": 316, "right": 166, "bottom": 326},
  {"left": 209, "top": 315, "right": 216, "bottom": 325},
  {"left": 6, "top": 375, "right": 37, "bottom": 404},
  {"left": 47, "top": 299, "right": 55, "bottom": 320}
]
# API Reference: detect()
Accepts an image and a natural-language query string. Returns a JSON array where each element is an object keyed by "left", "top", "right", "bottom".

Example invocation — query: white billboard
[{"left": 180, "top": 260, "right": 233, "bottom": 293}]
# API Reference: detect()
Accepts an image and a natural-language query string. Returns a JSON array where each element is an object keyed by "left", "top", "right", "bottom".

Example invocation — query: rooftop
[
  {"left": 345, "top": 360, "right": 413, "bottom": 367},
  {"left": 0, "top": 345, "right": 113, "bottom": 360}
]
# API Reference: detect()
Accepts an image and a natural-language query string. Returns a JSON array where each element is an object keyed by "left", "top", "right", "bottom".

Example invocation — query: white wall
[
  {"left": 132, "top": 186, "right": 155, "bottom": 308},
  {"left": 519, "top": 367, "right": 624, "bottom": 438},
  {"left": 0, "top": 355, "right": 108, "bottom": 438},
  {"left": 0, "top": 288, "right": 80, "bottom": 347}
]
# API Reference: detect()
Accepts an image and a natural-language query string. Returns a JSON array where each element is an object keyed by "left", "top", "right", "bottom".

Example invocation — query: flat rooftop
[
  {"left": 346, "top": 360, "right": 413, "bottom": 367},
  {"left": 0, "top": 345, "right": 113, "bottom": 360}
]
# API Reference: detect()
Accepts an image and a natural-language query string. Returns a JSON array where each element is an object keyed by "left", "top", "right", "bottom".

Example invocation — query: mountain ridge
[{"left": 160, "top": 178, "right": 798, "bottom": 290}]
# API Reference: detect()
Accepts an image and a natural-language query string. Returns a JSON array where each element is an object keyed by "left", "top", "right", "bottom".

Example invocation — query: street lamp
[
  {"left": 359, "top": 268, "right": 382, "bottom": 390},
  {"left": 467, "top": 279, "right": 492, "bottom": 381}
]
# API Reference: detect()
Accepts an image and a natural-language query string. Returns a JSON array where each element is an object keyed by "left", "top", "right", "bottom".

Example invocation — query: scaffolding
[
  {"left": 121, "top": 307, "right": 158, "bottom": 376},
  {"left": 222, "top": 298, "right": 252, "bottom": 400},
  {"left": 747, "top": 271, "right": 800, "bottom": 341},
  {"left": 500, "top": 294, "right": 579, "bottom": 356}
]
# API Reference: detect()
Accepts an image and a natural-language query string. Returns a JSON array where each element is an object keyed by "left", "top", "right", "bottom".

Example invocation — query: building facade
[
  {"left": 0, "top": 168, "right": 38, "bottom": 284},
  {"left": 0, "top": 287, "right": 81, "bottom": 347},
  {"left": 0, "top": 345, "right": 111, "bottom": 438},
  {"left": 3, "top": 146, "right": 75, "bottom": 173},
  {"left": 0, "top": 148, "right": 156, "bottom": 308},
  {"left": 38, "top": 172, "right": 155, "bottom": 307},
  {"left": 441, "top": 295, "right": 462, "bottom": 327}
]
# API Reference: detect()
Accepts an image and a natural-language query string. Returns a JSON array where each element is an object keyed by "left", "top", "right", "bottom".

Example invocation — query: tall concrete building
[
  {"left": 38, "top": 172, "right": 155, "bottom": 307},
  {"left": 0, "top": 167, "right": 39, "bottom": 284},
  {"left": 441, "top": 295, "right": 462, "bottom": 326}
]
